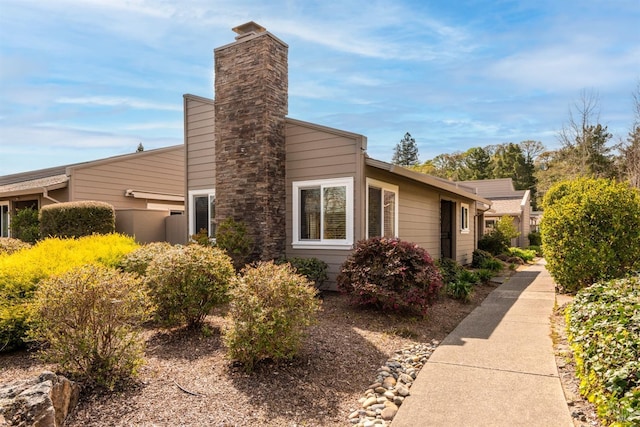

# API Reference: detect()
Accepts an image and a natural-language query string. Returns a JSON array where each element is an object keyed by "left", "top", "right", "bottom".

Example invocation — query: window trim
[
  {"left": 188, "top": 189, "right": 215, "bottom": 238},
  {"left": 460, "top": 202, "right": 470, "bottom": 234},
  {"left": 366, "top": 178, "right": 399, "bottom": 239},
  {"left": 292, "top": 177, "right": 354, "bottom": 250},
  {"left": 0, "top": 201, "right": 9, "bottom": 238}
]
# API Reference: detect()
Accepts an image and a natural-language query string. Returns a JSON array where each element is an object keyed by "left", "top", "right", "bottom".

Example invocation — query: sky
[{"left": 0, "top": 0, "right": 639, "bottom": 176}]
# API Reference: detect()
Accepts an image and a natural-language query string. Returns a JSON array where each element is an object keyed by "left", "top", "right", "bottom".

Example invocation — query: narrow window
[
  {"left": 461, "top": 203, "right": 470, "bottom": 233},
  {"left": 366, "top": 178, "right": 398, "bottom": 238},
  {"left": 189, "top": 190, "right": 215, "bottom": 237}
]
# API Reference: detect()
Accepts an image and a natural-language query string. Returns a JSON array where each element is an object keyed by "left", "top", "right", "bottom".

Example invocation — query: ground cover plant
[
  {"left": 337, "top": 237, "right": 442, "bottom": 316},
  {"left": 542, "top": 177, "right": 640, "bottom": 292},
  {"left": 0, "top": 238, "right": 31, "bottom": 255},
  {"left": 0, "top": 234, "right": 139, "bottom": 351},
  {"left": 566, "top": 275, "right": 640, "bottom": 426},
  {"left": 29, "top": 265, "right": 151, "bottom": 389},
  {"left": 507, "top": 247, "right": 536, "bottom": 263}
]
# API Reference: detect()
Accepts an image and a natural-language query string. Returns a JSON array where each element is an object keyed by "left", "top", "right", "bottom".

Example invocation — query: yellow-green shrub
[
  {"left": 0, "top": 234, "right": 139, "bottom": 351},
  {"left": 29, "top": 265, "right": 150, "bottom": 389},
  {"left": 145, "top": 244, "right": 235, "bottom": 329},
  {"left": 224, "top": 262, "right": 321, "bottom": 371},
  {"left": 541, "top": 178, "right": 640, "bottom": 293},
  {"left": 119, "top": 242, "right": 175, "bottom": 276}
]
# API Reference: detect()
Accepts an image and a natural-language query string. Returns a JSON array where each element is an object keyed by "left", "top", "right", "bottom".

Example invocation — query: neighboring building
[
  {"left": 0, "top": 146, "right": 186, "bottom": 244},
  {"left": 184, "top": 22, "right": 492, "bottom": 287},
  {"left": 460, "top": 178, "right": 531, "bottom": 247}
]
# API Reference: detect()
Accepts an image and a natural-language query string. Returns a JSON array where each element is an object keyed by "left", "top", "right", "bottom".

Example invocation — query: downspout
[{"left": 42, "top": 187, "right": 61, "bottom": 204}]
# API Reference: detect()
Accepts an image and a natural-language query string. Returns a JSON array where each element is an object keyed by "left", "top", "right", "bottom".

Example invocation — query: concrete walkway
[{"left": 392, "top": 261, "right": 573, "bottom": 427}]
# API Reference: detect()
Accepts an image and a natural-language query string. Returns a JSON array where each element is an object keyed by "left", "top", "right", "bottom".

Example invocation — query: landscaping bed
[{"left": 1, "top": 285, "right": 496, "bottom": 426}]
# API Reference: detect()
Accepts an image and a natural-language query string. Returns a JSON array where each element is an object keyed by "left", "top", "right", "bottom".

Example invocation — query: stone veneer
[{"left": 214, "top": 27, "right": 288, "bottom": 262}]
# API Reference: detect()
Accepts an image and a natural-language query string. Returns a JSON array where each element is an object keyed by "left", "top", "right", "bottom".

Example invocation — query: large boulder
[{"left": 0, "top": 371, "right": 79, "bottom": 427}]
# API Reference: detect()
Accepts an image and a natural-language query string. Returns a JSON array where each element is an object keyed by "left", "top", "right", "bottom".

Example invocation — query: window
[
  {"left": 188, "top": 189, "right": 215, "bottom": 238},
  {"left": 1, "top": 202, "right": 9, "bottom": 238},
  {"left": 292, "top": 178, "right": 353, "bottom": 249},
  {"left": 485, "top": 219, "right": 496, "bottom": 232},
  {"left": 366, "top": 178, "right": 398, "bottom": 238},
  {"left": 460, "top": 203, "right": 470, "bottom": 233}
]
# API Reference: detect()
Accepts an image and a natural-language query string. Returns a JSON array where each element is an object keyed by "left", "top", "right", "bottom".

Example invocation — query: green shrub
[
  {"left": 528, "top": 231, "right": 542, "bottom": 246},
  {"left": 277, "top": 257, "right": 329, "bottom": 288},
  {"left": 214, "top": 217, "right": 254, "bottom": 271},
  {"left": 0, "top": 238, "right": 31, "bottom": 255},
  {"left": 437, "top": 257, "right": 464, "bottom": 287},
  {"left": 190, "top": 228, "right": 212, "bottom": 247},
  {"left": 541, "top": 178, "right": 640, "bottom": 293},
  {"left": 566, "top": 275, "right": 640, "bottom": 425},
  {"left": 119, "top": 242, "right": 175, "bottom": 276},
  {"left": 224, "top": 261, "right": 320, "bottom": 371},
  {"left": 446, "top": 279, "right": 474, "bottom": 302},
  {"left": 10, "top": 207, "right": 40, "bottom": 243},
  {"left": 472, "top": 249, "right": 494, "bottom": 268},
  {"left": 29, "top": 265, "right": 150, "bottom": 389},
  {"left": 527, "top": 245, "right": 543, "bottom": 257},
  {"left": 145, "top": 244, "right": 234, "bottom": 329},
  {"left": 477, "top": 269, "right": 493, "bottom": 283},
  {"left": 478, "top": 231, "right": 508, "bottom": 255},
  {"left": 480, "top": 257, "right": 503, "bottom": 272},
  {"left": 40, "top": 201, "right": 115, "bottom": 238},
  {"left": 0, "top": 234, "right": 139, "bottom": 351},
  {"left": 507, "top": 247, "right": 536, "bottom": 263},
  {"left": 337, "top": 237, "right": 443, "bottom": 316}
]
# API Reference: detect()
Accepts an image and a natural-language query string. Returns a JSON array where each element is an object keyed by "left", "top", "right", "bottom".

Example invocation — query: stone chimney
[{"left": 214, "top": 22, "right": 288, "bottom": 262}]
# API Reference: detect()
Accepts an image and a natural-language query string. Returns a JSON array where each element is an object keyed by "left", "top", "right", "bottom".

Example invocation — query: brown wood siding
[
  {"left": 285, "top": 121, "right": 364, "bottom": 287},
  {"left": 185, "top": 95, "right": 215, "bottom": 191},
  {"left": 68, "top": 147, "right": 184, "bottom": 209}
]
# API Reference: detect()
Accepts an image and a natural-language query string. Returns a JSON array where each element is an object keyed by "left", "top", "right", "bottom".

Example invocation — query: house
[
  {"left": 459, "top": 178, "right": 531, "bottom": 247},
  {"left": 0, "top": 146, "right": 186, "bottom": 244},
  {"left": 184, "top": 22, "right": 492, "bottom": 286}
]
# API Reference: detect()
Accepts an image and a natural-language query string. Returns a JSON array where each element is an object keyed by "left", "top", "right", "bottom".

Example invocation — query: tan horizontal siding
[
  {"left": 69, "top": 148, "right": 184, "bottom": 210},
  {"left": 185, "top": 96, "right": 215, "bottom": 191}
]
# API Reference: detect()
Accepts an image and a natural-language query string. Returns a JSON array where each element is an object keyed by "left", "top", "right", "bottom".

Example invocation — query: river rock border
[{"left": 348, "top": 340, "right": 439, "bottom": 426}]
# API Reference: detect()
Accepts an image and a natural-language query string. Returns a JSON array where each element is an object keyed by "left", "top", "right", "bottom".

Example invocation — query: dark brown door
[{"left": 441, "top": 200, "right": 454, "bottom": 259}]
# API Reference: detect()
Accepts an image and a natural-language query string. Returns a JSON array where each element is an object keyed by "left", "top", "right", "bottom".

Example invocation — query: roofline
[
  {"left": 183, "top": 93, "right": 215, "bottom": 104},
  {"left": 66, "top": 145, "right": 183, "bottom": 173},
  {"left": 285, "top": 117, "right": 368, "bottom": 147},
  {"left": 365, "top": 158, "right": 492, "bottom": 205},
  {"left": 0, "top": 177, "right": 69, "bottom": 198}
]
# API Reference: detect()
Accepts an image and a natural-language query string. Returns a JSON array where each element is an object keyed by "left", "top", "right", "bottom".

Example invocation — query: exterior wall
[
  {"left": 166, "top": 214, "right": 188, "bottom": 245},
  {"left": 115, "top": 209, "right": 169, "bottom": 244},
  {"left": 214, "top": 30, "right": 288, "bottom": 261},
  {"left": 365, "top": 167, "right": 440, "bottom": 256},
  {"left": 184, "top": 95, "right": 215, "bottom": 192},
  {"left": 520, "top": 196, "right": 531, "bottom": 247},
  {"left": 68, "top": 146, "right": 184, "bottom": 210},
  {"left": 285, "top": 120, "right": 365, "bottom": 286}
]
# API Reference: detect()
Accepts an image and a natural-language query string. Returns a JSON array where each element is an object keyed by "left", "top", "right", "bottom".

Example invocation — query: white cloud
[{"left": 56, "top": 96, "right": 182, "bottom": 111}]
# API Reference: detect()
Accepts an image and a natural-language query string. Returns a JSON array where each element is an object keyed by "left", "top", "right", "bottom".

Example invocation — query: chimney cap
[{"left": 232, "top": 21, "right": 266, "bottom": 38}]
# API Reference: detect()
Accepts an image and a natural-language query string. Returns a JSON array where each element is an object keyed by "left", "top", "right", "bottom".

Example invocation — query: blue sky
[{"left": 1, "top": 0, "right": 638, "bottom": 175}]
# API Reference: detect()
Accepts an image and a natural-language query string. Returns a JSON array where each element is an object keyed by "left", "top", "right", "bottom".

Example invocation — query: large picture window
[
  {"left": 293, "top": 178, "right": 353, "bottom": 249},
  {"left": 188, "top": 189, "right": 215, "bottom": 238},
  {"left": 366, "top": 178, "right": 398, "bottom": 238}
]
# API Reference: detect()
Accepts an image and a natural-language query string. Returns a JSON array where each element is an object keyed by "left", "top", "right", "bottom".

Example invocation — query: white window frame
[
  {"left": 366, "top": 178, "right": 399, "bottom": 239},
  {"left": 188, "top": 189, "right": 215, "bottom": 238},
  {"left": 460, "top": 203, "right": 470, "bottom": 234},
  {"left": 0, "top": 201, "right": 10, "bottom": 238},
  {"left": 292, "top": 177, "right": 354, "bottom": 250}
]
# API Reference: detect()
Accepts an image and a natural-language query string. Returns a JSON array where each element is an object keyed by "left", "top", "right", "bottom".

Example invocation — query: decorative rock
[
  {"left": 0, "top": 371, "right": 79, "bottom": 427},
  {"left": 383, "top": 390, "right": 395, "bottom": 400},
  {"left": 362, "top": 396, "right": 377, "bottom": 408},
  {"left": 398, "top": 373, "right": 414, "bottom": 384},
  {"left": 382, "top": 376, "right": 396, "bottom": 389},
  {"left": 381, "top": 403, "right": 399, "bottom": 420},
  {"left": 396, "top": 384, "right": 410, "bottom": 397},
  {"left": 374, "top": 387, "right": 387, "bottom": 394},
  {"left": 394, "top": 396, "right": 405, "bottom": 406}
]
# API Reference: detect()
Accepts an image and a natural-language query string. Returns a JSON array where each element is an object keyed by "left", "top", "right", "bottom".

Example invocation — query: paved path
[{"left": 392, "top": 261, "right": 574, "bottom": 427}]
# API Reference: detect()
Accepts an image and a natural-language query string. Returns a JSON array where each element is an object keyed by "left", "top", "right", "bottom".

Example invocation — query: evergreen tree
[
  {"left": 461, "top": 147, "right": 492, "bottom": 180},
  {"left": 392, "top": 132, "right": 419, "bottom": 166}
]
